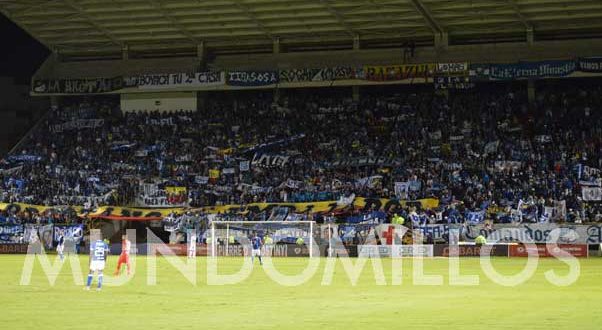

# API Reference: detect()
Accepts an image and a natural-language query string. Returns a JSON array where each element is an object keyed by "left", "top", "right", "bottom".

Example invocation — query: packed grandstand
[{"left": 1, "top": 80, "right": 601, "bottom": 229}]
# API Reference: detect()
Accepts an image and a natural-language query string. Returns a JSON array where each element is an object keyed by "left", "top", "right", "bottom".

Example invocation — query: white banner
[
  {"left": 463, "top": 223, "right": 602, "bottom": 244},
  {"left": 137, "top": 187, "right": 188, "bottom": 207},
  {"left": 356, "top": 176, "right": 383, "bottom": 189},
  {"left": 358, "top": 245, "right": 433, "bottom": 258},
  {"left": 492, "top": 161, "right": 523, "bottom": 172},
  {"left": 582, "top": 187, "right": 602, "bottom": 201},
  {"left": 251, "top": 153, "right": 290, "bottom": 168},
  {"left": 437, "top": 62, "right": 468, "bottom": 73},
  {"left": 129, "top": 72, "right": 225, "bottom": 89},
  {"left": 50, "top": 119, "right": 104, "bottom": 133},
  {"left": 239, "top": 161, "right": 250, "bottom": 172},
  {"left": 394, "top": 182, "right": 409, "bottom": 199}
]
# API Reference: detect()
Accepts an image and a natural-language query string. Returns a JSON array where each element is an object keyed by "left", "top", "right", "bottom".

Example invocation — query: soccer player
[
  {"left": 86, "top": 236, "right": 109, "bottom": 291},
  {"left": 114, "top": 234, "right": 131, "bottom": 276},
  {"left": 251, "top": 232, "right": 263, "bottom": 266},
  {"left": 188, "top": 229, "right": 197, "bottom": 259},
  {"left": 56, "top": 230, "right": 65, "bottom": 261}
]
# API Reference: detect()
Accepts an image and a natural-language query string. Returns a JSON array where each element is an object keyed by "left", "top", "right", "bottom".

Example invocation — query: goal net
[{"left": 208, "top": 221, "right": 316, "bottom": 258}]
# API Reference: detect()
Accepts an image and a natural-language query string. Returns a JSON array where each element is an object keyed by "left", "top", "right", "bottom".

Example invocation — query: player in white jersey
[
  {"left": 56, "top": 230, "right": 65, "bottom": 261},
  {"left": 86, "top": 238, "right": 109, "bottom": 291},
  {"left": 188, "top": 230, "right": 197, "bottom": 259}
]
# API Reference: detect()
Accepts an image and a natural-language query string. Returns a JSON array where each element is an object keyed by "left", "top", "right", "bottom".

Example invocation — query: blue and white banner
[
  {"left": 53, "top": 224, "right": 84, "bottom": 244},
  {"left": 472, "top": 60, "right": 576, "bottom": 80},
  {"left": 50, "top": 119, "right": 105, "bottom": 133},
  {"left": 8, "top": 155, "right": 42, "bottom": 163},
  {"left": 394, "top": 182, "right": 410, "bottom": 199},
  {"left": 490, "top": 60, "right": 576, "bottom": 80},
  {"left": 462, "top": 223, "right": 602, "bottom": 244},
  {"left": 582, "top": 187, "right": 602, "bottom": 201},
  {"left": 227, "top": 71, "right": 279, "bottom": 86},
  {"left": 0, "top": 225, "right": 23, "bottom": 244},
  {"left": 466, "top": 211, "right": 485, "bottom": 224},
  {"left": 577, "top": 57, "right": 602, "bottom": 73},
  {"left": 239, "top": 160, "right": 250, "bottom": 172},
  {"left": 345, "top": 211, "right": 386, "bottom": 225},
  {"left": 241, "top": 134, "right": 305, "bottom": 154},
  {"left": 580, "top": 179, "right": 602, "bottom": 187},
  {"left": 415, "top": 224, "right": 449, "bottom": 242}
]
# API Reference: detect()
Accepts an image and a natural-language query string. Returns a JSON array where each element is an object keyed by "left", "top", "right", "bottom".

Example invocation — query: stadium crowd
[{"left": 0, "top": 82, "right": 601, "bottom": 224}]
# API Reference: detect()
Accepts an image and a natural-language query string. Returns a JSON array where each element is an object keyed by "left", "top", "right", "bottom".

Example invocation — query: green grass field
[{"left": 1, "top": 255, "right": 601, "bottom": 329}]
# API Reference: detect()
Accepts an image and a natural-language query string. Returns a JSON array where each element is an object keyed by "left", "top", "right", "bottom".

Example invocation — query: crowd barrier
[{"left": 1, "top": 242, "right": 593, "bottom": 257}]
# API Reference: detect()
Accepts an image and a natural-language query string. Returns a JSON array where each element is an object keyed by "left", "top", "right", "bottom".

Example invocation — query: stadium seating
[{"left": 0, "top": 82, "right": 601, "bottom": 224}]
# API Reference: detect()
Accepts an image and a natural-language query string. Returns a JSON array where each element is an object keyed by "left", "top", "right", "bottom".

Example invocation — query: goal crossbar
[{"left": 209, "top": 221, "right": 316, "bottom": 258}]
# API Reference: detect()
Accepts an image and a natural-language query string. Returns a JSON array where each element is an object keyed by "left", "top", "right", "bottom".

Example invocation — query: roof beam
[
  {"left": 319, "top": 0, "right": 356, "bottom": 37},
  {"left": 60, "top": 0, "right": 122, "bottom": 46},
  {"left": 229, "top": 0, "right": 274, "bottom": 39},
  {"left": 10, "top": 0, "right": 62, "bottom": 17},
  {"left": 505, "top": 0, "right": 533, "bottom": 30},
  {"left": 409, "top": 0, "right": 444, "bottom": 35},
  {"left": 149, "top": 0, "right": 200, "bottom": 43}
]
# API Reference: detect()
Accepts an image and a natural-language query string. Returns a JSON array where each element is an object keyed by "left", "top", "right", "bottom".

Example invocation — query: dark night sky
[{"left": 0, "top": 13, "right": 49, "bottom": 84}]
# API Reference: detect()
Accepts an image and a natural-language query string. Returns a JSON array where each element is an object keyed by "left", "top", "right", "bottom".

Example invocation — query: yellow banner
[
  {"left": 363, "top": 64, "right": 436, "bottom": 81},
  {"left": 0, "top": 197, "right": 440, "bottom": 221},
  {"left": 166, "top": 186, "right": 187, "bottom": 194},
  {"left": 209, "top": 169, "right": 220, "bottom": 179}
]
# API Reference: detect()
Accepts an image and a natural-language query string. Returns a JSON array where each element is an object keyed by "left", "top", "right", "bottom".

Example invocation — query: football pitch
[{"left": 1, "top": 255, "right": 601, "bottom": 330}]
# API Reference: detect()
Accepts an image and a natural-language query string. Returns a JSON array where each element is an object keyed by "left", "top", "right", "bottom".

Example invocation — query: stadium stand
[
  {"left": 0, "top": 0, "right": 601, "bottom": 229},
  {"left": 1, "top": 81, "right": 600, "bottom": 225}
]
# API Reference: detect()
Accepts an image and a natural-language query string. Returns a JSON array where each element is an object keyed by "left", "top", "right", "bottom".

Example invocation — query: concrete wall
[{"left": 120, "top": 91, "right": 197, "bottom": 113}]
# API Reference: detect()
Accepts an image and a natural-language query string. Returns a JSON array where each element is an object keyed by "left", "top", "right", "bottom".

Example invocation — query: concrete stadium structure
[{"left": 1, "top": 0, "right": 602, "bottom": 103}]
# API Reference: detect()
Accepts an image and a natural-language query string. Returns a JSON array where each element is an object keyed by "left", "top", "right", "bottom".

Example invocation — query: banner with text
[
  {"left": 227, "top": 71, "right": 279, "bottom": 86},
  {"left": 126, "top": 72, "right": 225, "bottom": 89},
  {"left": 279, "top": 66, "right": 356, "bottom": 82},
  {"left": 361, "top": 64, "right": 436, "bottom": 81},
  {"left": 577, "top": 57, "right": 602, "bottom": 73},
  {"left": 32, "top": 77, "right": 123, "bottom": 94},
  {"left": 481, "top": 60, "right": 577, "bottom": 80}
]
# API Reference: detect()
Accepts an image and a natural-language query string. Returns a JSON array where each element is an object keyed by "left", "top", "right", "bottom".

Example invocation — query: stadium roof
[{"left": 2, "top": 0, "right": 602, "bottom": 56}]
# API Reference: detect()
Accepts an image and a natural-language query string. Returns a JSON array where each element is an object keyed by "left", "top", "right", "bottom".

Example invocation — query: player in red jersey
[{"left": 114, "top": 234, "right": 132, "bottom": 276}]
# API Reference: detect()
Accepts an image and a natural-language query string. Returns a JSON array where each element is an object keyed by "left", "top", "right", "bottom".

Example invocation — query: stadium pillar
[
  {"left": 51, "top": 48, "right": 61, "bottom": 62},
  {"left": 122, "top": 44, "right": 129, "bottom": 60},
  {"left": 527, "top": 27, "right": 535, "bottom": 46},
  {"left": 273, "top": 37, "right": 281, "bottom": 54},
  {"left": 352, "top": 86, "right": 360, "bottom": 101},
  {"left": 435, "top": 32, "right": 449, "bottom": 50},
  {"left": 527, "top": 79, "right": 536, "bottom": 104},
  {"left": 353, "top": 34, "right": 360, "bottom": 50},
  {"left": 197, "top": 42, "right": 205, "bottom": 61}
]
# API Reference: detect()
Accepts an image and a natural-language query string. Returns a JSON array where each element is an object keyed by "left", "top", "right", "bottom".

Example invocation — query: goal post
[{"left": 209, "top": 221, "right": 317, "bottom": 258}]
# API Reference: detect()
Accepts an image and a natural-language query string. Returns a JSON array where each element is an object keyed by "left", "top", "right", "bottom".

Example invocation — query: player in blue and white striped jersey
[{"left": 85, "top": 238, "right": 109, "bottom": 291}]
